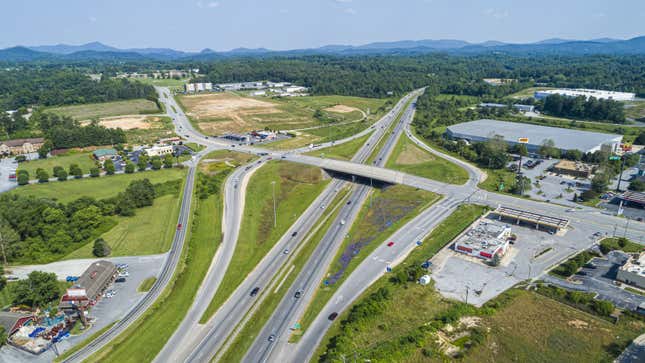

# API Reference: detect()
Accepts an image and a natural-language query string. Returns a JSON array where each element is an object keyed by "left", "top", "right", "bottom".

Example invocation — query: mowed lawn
[
  {"left": 11, "top": 168, "right": 187, "bottom": 203},
  {"left": 305, "top": 132, "right": 372, "bottom": 161},
  {"left": 17, "top": 152, "right": 98, "bottom": 180},
  {"left": 387, "top": 134, "right": 469, "bottom": 184},
  {"left": 64, "top": 194, "right": 181, "bottom": 258},
  {"left": 46, "top": 98, "right": 159, "bottom": 120},
  {"left": 200, "top": 161, "right": 329, "bottom": 322}
]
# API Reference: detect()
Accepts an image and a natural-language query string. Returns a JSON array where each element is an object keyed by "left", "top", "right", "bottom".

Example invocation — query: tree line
[
  {"left": 541, "top": 94, "right": 625, "bottom": 123},
  {"left": 0, "top": 178, "right": 180, "bottom": 263}
]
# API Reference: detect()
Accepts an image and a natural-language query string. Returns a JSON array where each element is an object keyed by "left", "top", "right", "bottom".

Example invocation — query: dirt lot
[
  {"left": 91, "top": 115, "right": 163, "bottom": 130},
  {"left": 324, "top": 105, "right": 360, "bottom": 113}
]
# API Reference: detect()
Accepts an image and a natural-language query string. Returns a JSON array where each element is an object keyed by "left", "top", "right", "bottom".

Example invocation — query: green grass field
[
  {"left": 137, "top": 277, "right": 157, "bottom": 293},
  {"left": 199, "top": 161, "right": 329, "bottom": 323},
  {"left": 219, "top": 185, "right": 352, "bottom": 362},
  {"left": 386, "top": 134, "right": 469, "bottom": 184},
  {"left": 11, "top": 168, "right": 186, "bottom": 203},
  {"left": 124, "top": 116, "right": 177, "bottom": 144},
  {"left": 17, "top": 151, "right": 98, "bottom": 180},
  {"left": 293, "top": 184, "right": 439, "bottom": 340},
  {"left": 64, "top": 193, "right": 182, "bottom": 258},
  {"left": 87, "top": 166, "right": 228, "bottom": 362},
  {"left": 46, "top": 99, "right": 160, "bottom": 120},
  {"left": 624, "top": 100, "right": 645, "bottom": 122},
  {"left": 305, "top": 132, "right": 372, "bottom": 161}
]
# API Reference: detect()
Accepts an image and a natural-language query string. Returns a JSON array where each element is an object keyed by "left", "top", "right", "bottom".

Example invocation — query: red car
[
  {"left": 387, "top": 241, "right": 394, "bottom": 247},
  {"left": 177, "top": 223, "right": 182, "bottom": 230}
]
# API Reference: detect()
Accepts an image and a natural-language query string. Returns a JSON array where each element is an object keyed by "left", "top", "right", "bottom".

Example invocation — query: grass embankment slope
[
  {"left": 293, "top": 184, "right": 439, "bottom": 340},
  {"left": 11, "top": 168, "right": 186, "bottom": 203},
  {"left": 17, "top": 151, "right": 98, "bottom": 180},
  {"left": 46, "top": 99, "right": 159, "bottom": 120},
  {"left": 86, "top": 160, "right": 232, "bottom": 363},
  {"left": 315, "top": 204, "right": 643, "bottom": 362},
  {"left": 387, "top": 134, "right": 469, "bottom": 184},
  {"left": 200, "top": 161, "right": 329, "bottom": 323},
  {"left": 304, "top": 132, "right": 372, "bottom": 161}
]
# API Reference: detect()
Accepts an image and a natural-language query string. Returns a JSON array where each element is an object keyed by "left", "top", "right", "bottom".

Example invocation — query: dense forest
[
  {"left": 33, "top": 112, "right": 127, "bottom": 149},
  {"left": 0, "top": 69, "right": 157, "bottom": 110},
  {"left": 541, "top": 94, "right": 626, "bottom": 123}
]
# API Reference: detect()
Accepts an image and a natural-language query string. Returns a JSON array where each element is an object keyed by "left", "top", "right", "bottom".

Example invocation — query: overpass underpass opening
[{"left": 324, "top": 170, "right": 393, "bottom": 188}]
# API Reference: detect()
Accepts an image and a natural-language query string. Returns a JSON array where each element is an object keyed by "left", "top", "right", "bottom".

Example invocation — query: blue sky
[{"left": 2, "top": 0, "right": 644, "bottom": 51}]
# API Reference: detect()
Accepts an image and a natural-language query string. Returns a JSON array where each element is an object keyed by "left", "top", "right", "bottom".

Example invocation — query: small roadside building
[
  {"left": 0, "top": 138, "right": 45, "bottom": 156},
  {"left": 551, "top": 160, "right": 595, "bottom": 178},
  {"left": 0, "top": 312, "right": 34, "bottom": 337},
  {"left": 60, "top": 260, "right": 117, "bottom": 311},
  {"left": 617, "top": 252, "right": 645, "bottom": 289},
  {"left": 145, "top": 145, "right": 174, "bottom": 157}
]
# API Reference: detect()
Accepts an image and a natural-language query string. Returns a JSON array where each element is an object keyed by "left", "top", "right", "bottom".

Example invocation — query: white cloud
[
  {"left": 89, "top": 16, "right": 97, "bottom": 23},
  {"left": 207, "top": 1, "right": 220, "bottom": 8},
  {"left": 344, "top": 7, "right": 357, "bottom": 15}
]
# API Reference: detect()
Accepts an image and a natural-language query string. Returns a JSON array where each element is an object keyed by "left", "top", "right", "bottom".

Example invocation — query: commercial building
[
  {"left": 534, "top": 88, "right": 636, "bottom": 101},
  {"left": 454, "top": 220, "right": 511, "bottom": 262},
  {"left": 479, "top": 103, "right": 535, "bottom": 113},
  {"left": 145, "top": 144, "right": 174, "bottom": 157},
  {"left": 184, "top": 82, "right": 213, "bottom": 93},
  {"left": 494, "top": 205, "right": 570, "bottom": 232},
  {"left": 92, "top": 148, "right": 118, "bottom": 162},
  {"left": 617, "top": 252, "right": 645, "bottom": 289},
  {"left": 445, "top": 119, "right": 623, "bottom": 153},
  {"left": 0, "top": 138, "right": 45, "bottom": 156},
  {"left": 551, "top": 160, "right": 596, "bottom": 178},
  {"left": 224, "top": 134, "right": 250, "bottom": 142},
  {"left": 619, "top": 190, "right": 645, "bottom": 208},
  {"left": 60, "top": 260, "right": 117, "bottom": 311}
]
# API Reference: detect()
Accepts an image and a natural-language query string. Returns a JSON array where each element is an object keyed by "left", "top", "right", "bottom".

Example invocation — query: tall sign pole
[{"left": 517, "top": 138, "right": 529, "bottom": 196}]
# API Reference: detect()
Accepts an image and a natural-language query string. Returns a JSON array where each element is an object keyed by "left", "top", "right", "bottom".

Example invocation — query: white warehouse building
[{"left": 534, "top": 88, "right": 635, "bottom": 101}]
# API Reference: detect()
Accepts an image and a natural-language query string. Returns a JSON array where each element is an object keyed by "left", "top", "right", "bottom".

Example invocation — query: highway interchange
[{"left": 66, "top": 86, "right": 645, "bottom": 363}]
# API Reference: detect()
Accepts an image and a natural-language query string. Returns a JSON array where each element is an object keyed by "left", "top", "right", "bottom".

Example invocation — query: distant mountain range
[{"left": 1, "top": 36, "right": 644, "bottom": 62}]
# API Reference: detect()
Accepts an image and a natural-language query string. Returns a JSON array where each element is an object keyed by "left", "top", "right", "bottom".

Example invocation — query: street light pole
[{"left": 271, "top": 181, "right": 277, "bottom": 228}]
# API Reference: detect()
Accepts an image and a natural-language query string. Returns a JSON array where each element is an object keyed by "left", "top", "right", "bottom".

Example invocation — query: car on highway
[
  {"left": 347, "top": 200, "right": 352, "bottom": 205},
  {"left": 294, "top": 290, "right": 303, "bottom": 298},
  {"left": 340, "top": 219, "right": 346, "bottom": 225},
  {"left": 283, "top": 249, "right": 289, "bottom": 254},
  {"left": 250, "top": 287, "right": 260, "bottom": 297},
  {"left": 328, "top": 312, "right": 338, "bottom": 321},
  {"left": 268, "top": 334, "right": 276, "bottom": 342},
  {"left": 387, "top": 241, "right": 395, "bottom": 247},
  {"left": 115, "top": 277, "right": 126, "bottom": 283},
  {"left": 291, "top": 231, "right": 298, "bottom": 237},
  {"left": 177, "top": 223, "right": 182, "bottom": 230}
]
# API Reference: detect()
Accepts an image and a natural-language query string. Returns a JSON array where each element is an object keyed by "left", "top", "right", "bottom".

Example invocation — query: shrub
[{"left": 92, "top": 238, "right": 111, "bottom": 257}]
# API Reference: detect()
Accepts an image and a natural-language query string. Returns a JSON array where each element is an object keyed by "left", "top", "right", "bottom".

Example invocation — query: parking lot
[
  {"left": 544, "top": 251, "right": 645, "bottom": 311},
  {"left": 430, "top": 214, "right": 595, "bottom": 306},
  {"left": 1, "top": 254, "right": 166, "bottom": 362}
]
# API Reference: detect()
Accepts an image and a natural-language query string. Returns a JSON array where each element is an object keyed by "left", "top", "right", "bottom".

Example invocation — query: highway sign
[
  {"left": 518, "top": 137, "right": 529, "bottom": 144},
  {"left": 609, "top": 156, "right": 621, "bottom": 161}
]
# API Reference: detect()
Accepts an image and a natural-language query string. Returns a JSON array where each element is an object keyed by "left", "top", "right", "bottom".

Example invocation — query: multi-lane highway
[
  {"left": 242, "top": 95, "right": 420, "bottom": 363},
  {"left": 74, "top": 86, "right": 645, "bottom": 363},
  {"left": 153, "top": 88, "right": 421, "bottom": 362}
]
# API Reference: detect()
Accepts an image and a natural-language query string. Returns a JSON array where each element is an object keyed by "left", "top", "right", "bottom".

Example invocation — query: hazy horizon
[{"left": 2, "top": 0, "right": 644, "bottom": 52}]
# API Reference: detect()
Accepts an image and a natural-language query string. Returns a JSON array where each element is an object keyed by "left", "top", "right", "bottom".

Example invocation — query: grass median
[
  {"left": 386, "top": 134, "right": 468, "bottom": 184},
  {"left": 85, "top": 166, "right": 231, "bottom": 362},
  {"left": 217, "top": 185, "right": 352, "bottom": 362},
  {"left": 304, "top": 132, "right": 372, "bottom": 161},
  {"left": 291, "top": 184, "right": 439, "bottom": 341},
  {"left": 199, "top": 161, "right": 330, "bottom": 323}
]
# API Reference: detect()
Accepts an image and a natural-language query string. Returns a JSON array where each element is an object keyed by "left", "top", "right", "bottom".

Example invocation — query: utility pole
[
  {"left": 271, "top": 181, "right": 277, "bottom": 228},
  {"left": 0, "top": 230, "right": 7, "bottom": 266},
  {"left": 612, "top": 154, "right": 627, "bottom": 192}
]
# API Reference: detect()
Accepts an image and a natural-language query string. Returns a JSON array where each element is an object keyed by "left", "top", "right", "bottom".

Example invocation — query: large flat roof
[{"left": 446, "top": 119, "right": 622, "bottom": 152}]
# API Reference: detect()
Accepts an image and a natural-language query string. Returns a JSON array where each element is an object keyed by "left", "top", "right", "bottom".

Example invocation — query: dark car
[
  {"left": 347, "top": 200, "right": 352, "bottom": 205},
  {"left": 294, "top": 290, "right": 302, "bottom": 299},
  {"left": 576, "top": 271, "right": 587, "bottom": 276},
  {"left": 250, "top": 287, "right": 260, "bottom": 297},
  {"left": 291, "top": 231, "right": 298, "bottom": 237},
  {"left": 115, "top": 277, "right": 126, "bottom": 283},
  {"left": 328, "top": 312, "right": 338, "bottom": 321},
  {"left": 268, "top": 334, "right": 276, "bottom": 342}
]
